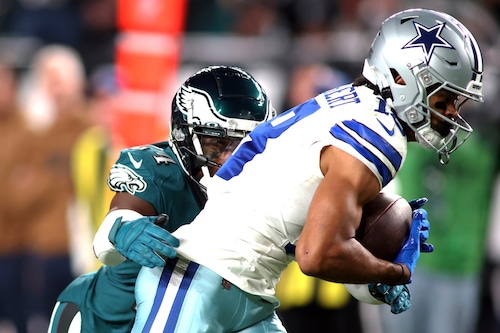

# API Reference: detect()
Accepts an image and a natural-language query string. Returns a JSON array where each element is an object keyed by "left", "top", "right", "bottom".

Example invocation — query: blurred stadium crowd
[{"left": 0, "top": 0, "right": 499, "bottom": 333}]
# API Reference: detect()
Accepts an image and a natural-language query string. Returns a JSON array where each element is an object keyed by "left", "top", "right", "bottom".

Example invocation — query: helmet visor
[{"left": 200, "top": 136, "right": 241, "bottom": 175}]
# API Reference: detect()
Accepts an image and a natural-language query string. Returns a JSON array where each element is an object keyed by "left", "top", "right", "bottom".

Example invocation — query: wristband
[
  {"left": 392, "top": 263, "right": 406, "bottom": 285},
  {"left": 93, "top": 209, "right": 143, "bottom": 265}
]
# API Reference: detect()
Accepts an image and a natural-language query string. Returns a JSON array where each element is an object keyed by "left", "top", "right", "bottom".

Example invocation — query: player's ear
[{"left": 395, "top": 75, "right": 405, "bottom": 85}]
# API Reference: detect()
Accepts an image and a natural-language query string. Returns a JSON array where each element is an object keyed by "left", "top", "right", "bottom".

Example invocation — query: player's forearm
[
  {"left": 296, "top": 238, "right": 407, "bottom": 285},
  {"left": 93, "top": 209, "right": 143, "bottom": 265}
]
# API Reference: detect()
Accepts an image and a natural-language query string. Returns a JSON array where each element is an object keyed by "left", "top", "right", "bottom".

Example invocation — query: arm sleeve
[{"left": 93, "top": 209, "right": 143, "bottom": 266}]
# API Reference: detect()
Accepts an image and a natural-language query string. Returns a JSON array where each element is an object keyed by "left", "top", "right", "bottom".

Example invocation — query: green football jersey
[{"left": 57, "top": 142, "right": 203, "bottom": 332}]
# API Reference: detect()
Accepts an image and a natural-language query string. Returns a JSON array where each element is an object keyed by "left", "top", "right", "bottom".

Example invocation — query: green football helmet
[{"left": 171, "top": 65, "right": 275, "bottom": 185}]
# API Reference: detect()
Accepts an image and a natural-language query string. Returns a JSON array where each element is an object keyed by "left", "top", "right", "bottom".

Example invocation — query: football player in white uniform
[{"left": 130, "top": 8, "right": 483, "bottom": 332}]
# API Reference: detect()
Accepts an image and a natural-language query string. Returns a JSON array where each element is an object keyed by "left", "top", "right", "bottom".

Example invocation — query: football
[
  {"left": 355, "top": 191, "right": 412, "bottom": 261},
  {"left": 344, "top": 192, "right": 412, "bottom": 305}
]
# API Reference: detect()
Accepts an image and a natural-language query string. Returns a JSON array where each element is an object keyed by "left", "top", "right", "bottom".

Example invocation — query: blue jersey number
[{"left": 217, "top": 86, "right": 361, "bottom": 181}]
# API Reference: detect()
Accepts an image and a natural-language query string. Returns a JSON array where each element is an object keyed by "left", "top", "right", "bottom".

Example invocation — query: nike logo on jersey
[
  {"left": 128, "top": 152, "right": 143, "bottom": 169},
  {"left": 376, "top": 118, "right": 395, "bottom": 136}
]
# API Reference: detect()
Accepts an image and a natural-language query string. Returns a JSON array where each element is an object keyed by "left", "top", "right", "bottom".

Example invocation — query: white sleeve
[
  {"left": 343, "top": 283, "right": 384, "bottom": 305},
  {"left": 93, "top": 209, "right": 143, "bottom": 266}
]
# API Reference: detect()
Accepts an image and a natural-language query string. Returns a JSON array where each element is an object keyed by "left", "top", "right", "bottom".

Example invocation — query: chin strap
[
  {"left": 415, "top": 127, "right": 451, "bottom": 165},
  {"left": 438, "top": 151, "right": 450, "bottom": 164},
  {"left": 191, "top": 133, "right": 216, "bottom": 180}
]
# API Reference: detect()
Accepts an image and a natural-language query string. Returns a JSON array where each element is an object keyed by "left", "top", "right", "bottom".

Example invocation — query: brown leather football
[{"left": 356, "top": 192, "right": 412, "bottom": 261}]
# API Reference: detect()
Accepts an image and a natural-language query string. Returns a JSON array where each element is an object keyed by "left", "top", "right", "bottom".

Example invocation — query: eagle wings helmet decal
[
  {"left": 108, "top": 164, "right": 147, "bottom": 195},
  {"left": 176, "top": 84, "right": 222, "bottom": 124},
  {"left": 176, "top": 84, "right": 195, "bottom": 119},
  {"left": 402, "top": 22, "right": 454, "bottom": 65}
]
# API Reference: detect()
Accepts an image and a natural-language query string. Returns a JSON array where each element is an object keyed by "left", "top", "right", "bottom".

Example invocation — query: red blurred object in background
[{"left": 113, "top": 0, "right": 186, "bottom": 148}]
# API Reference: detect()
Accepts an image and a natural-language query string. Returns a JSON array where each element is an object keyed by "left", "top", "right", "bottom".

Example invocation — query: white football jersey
[{"left": 173, "top": 84, "right": 408, "bottom": 304}]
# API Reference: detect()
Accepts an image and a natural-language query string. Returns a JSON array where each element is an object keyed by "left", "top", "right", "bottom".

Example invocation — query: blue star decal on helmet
[{"left": 402, "top": 22, "right": 454, "bottom": 65}]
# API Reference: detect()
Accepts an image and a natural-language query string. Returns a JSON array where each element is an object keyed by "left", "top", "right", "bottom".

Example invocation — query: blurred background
[{"left": 0, "top": 0, "right": 499, "bottom": 332}]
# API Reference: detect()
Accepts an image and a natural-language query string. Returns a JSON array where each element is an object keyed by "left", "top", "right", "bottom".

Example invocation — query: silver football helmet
[
  {"left": 171, "top": 65, "right": 276, "bottom": 188},
  {"left": 362, "top": 8, "right": 483, "bottom": 163}
]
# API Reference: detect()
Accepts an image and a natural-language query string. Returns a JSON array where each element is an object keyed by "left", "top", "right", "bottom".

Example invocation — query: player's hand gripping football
[
  {"left": 368, "top": 283, "right": 411, "bottom": 314},
  {"left": 108, "top": 214, "right": 179, "bottom": 268},
  {"left": 394, "top": 197, "right": 434, "bottom": 281},
  {"left": 364, "top": 198, "right": 433, "bottom": 315}
]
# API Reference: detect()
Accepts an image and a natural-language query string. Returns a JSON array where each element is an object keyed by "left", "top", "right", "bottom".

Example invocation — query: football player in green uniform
[{"left": 47, "top": 65, "right": 275, "bottom": 333}]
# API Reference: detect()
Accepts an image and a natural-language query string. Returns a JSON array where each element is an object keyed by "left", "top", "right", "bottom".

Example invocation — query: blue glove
[
  {"left": 108, "top": 214, "right": 179, "bottom": 268},
  {"left": 368, "top": 283, "right": 411, "bottom": 314},
  {"left": 408, "top": 197, "right": 434, "bottom": 253},
  {"left": 394, "top": 208, "right": 433, "bottom": 280},
  {"left": 408, "top": 197, "right": 427, "bottom": 210}
]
